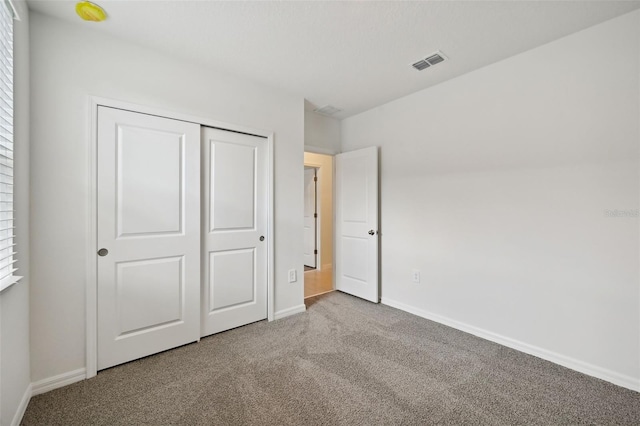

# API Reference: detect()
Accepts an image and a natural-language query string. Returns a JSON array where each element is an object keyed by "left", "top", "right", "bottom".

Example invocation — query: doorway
[{"left": 303, "top": 152, "right": 334, "bottom": 298}]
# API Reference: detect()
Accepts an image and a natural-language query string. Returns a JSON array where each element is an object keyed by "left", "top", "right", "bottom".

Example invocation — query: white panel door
[
  {"left": 303, "top": 167, "right": 317, "bottom": 268},
  {"left": 335, "top": 147, "right": 379, "bottom": 303},
  {"left": 97, "top": 106, "right": 200, "bottom": 370},
  {"left": 201, "top": 127, "right": 268, "bottom": 337}
]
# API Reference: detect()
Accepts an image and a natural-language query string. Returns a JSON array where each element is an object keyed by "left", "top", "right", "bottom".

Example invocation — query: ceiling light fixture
[{"left": 76, "top": 1, "right": 107, "bottom": 22}]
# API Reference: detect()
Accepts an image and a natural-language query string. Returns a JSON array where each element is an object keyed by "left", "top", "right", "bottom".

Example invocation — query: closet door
[
  {"left": 201, "top": 127, "right": 268, "bottom": 337},
  {"left": 97, "top": 107, "right": 200, "bottom": 370}
]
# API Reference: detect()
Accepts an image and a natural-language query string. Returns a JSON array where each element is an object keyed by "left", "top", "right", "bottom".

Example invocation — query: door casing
[{"left": 86, "top": 96, "right": 275, "bottom": 379}]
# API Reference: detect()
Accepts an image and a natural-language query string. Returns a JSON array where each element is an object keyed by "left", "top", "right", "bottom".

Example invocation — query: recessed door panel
[
  {"left": 210, "top": 142, "right": 256, "bottom": 231},
  {"left": 118, "top": 126, "right": 183, "bottom": 237},
  {"left": 341, "top": 156, "right": 368, "bottom": 223},
  {"left": 341, "top": 237, "right": 368, "bottom": 283},
  {"left": 117, "top": 256, "right": 183, "bottom": 336},
  {"left": 209, "top": 249, "right": 255, "bottom": 311},
  {"left": 202, "top": 127, "right": 267, "bottom": 337},
  {"left": 336, "top": 147, "right": 379, "bottom": 303},
  {"left": 97, "top": 106, "right": 200, "bottom": 371}
]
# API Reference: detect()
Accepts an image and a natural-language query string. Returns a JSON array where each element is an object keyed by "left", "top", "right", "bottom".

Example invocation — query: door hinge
[
  {"left": 313, "top": 176, "right": 317, "bottom": 182},
  {"left": 314, "top": 249, "right": 318, "bottom": 254},
  {"left": 314, "top": 213, "right": 318, "bottom": 218}
]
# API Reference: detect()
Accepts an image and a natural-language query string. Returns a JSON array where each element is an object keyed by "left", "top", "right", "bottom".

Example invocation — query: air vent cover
[
  {"left": 412, "top": 51, "right": 447, "bottom": 71},
  {"left": 426, "top": 53, "right": 445, "bottom": 65},
  {"left": 314, "top": 105, "right": 342, "bottom": 116},
  {"left": 412, "top": 60, "right": 430, "bottom": 71}
]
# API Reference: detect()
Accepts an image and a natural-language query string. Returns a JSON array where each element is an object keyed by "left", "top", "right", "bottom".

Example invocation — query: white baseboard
[
  {"left": 10, "top": 383, "right": 32, "bottom": 426},
  {"left": 381, "top": 297, "right": 640, "bottom": 392},
  {"left": 31, "top": 368, "right": 87, "bottom": 396},
  {"left": 274, "top": 304, "right": 306, "bottom": 320}
]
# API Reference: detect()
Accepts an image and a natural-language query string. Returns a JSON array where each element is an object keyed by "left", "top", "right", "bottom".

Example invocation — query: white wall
[
  {"left": 29, "top": 12, "right": 304, "bottom": 383},
  {"left": 304, "top": 108, "right": 341, "bottom": 154},
  {"left": 1, "top": 0, "right": 31, "bottom": 424},
  {"left": 342, "top": 10, "right": 640, "bottom": 388}
]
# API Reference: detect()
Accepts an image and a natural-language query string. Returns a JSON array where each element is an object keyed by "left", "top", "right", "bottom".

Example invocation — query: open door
[
  {"left": 303, "top": 167, "right": 317, "bottom": 268},
  {"left": 335, "top": 146, "right": 379, "bottom": 303}
]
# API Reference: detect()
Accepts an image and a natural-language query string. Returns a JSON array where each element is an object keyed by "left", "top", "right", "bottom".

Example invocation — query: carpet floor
[{"left": 22, "top": 292, "right": 640, "bottom": 425}]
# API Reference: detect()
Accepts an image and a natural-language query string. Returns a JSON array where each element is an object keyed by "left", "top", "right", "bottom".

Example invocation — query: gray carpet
[{"left": 23, "top": 291, "right": 640, "bottom": 425}]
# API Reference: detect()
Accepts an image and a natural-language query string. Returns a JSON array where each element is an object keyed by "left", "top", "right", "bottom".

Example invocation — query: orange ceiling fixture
[{"left": 76, "top": 1, "right": 107, "bottom": 22}]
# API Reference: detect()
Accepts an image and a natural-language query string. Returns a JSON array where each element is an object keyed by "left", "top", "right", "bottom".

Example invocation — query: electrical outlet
[
  {"left": 412, "top": 269, "right": 420, "bottom": 283},
  {"left": 288, "top": 269, "right": 297, "bottom": 283}
]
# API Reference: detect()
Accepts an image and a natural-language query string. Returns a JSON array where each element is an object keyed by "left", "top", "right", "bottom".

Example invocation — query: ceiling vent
[
  {"left": 314, "top": 105, "right": 342, "bottom": 116},
  {"left": 412, "top": 51, "right": 447, "bottom": 71}
]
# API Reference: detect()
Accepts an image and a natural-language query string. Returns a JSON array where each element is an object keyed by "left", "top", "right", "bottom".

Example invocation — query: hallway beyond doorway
[{"left": 304, "top": 266, "right": 333, "bottom": 298}]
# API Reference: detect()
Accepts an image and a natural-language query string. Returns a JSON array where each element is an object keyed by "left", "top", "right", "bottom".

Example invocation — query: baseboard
[
  {"left": 31, "top": 368, "right": 87, "bottom": 396},
  {"left": 10, "top": 383, "right": 32, "bottom": 426},
  {"left": 274, "top": 304, "right": 306, "bottom": 320},
  {"left": 381, "top": 297, "right": 640, "bottom": 392}
]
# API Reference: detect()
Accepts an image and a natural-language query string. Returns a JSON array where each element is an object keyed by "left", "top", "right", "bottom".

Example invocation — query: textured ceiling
[{"left": 28, "top": 0, "right": 640, "bottom": 119}]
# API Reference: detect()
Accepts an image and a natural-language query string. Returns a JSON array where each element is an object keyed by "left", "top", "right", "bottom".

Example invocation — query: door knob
[
  {"left": 368, "top": 230, "right": 375, "bottom": 235},
  {"left": 97, "top": 248, "right": 109, "bottom": 257}
]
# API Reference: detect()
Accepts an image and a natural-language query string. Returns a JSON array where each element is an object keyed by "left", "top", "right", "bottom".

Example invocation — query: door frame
[
  {"left": 303, "top": 152, "right": 335, "bottom": 284},
  {"left": 86, "top": 96, "right": 275, "bottom": 379}
]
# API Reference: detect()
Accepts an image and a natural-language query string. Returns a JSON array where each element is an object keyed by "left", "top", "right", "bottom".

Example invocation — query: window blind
[{"left": 0, "top": 0, "right": 17, "bottom": 291}]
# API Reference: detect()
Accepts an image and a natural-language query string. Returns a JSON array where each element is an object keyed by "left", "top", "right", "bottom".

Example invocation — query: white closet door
[
  {"left": 201, "top": 127, "right": 268, "bottom": 337},
  {"left": 303, "top": 167, "right": 317, "bottom": 268},
  {"left": 97, "top": 106, "right": 200, "bottom": 370},
  {"left": 335, "top": 146, "right": 379, "bottom": 303}
]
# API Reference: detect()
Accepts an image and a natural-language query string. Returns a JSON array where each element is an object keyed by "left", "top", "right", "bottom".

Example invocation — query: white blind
[{"left": 0, "top": 0, "right": 16, "bottom": 291}]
